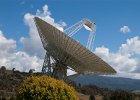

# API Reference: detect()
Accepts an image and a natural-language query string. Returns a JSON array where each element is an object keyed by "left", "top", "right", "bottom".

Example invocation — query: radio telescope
[{"left": 34, "top": 17, "right": 116, "bottom": 79}]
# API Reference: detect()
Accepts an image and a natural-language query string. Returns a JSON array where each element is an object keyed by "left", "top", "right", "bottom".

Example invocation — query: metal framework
[
  {"left": 34, "top": 17, "right": 116, "bottom": 79},
  {"left": 42, "top": 52, "right": 52, "bottom": 74},
  {"left": 64, "top": 18, "right": 96, "bottom": 51},
  {"left": 86, "top": 31, "right": 96, "bottom": 51}
]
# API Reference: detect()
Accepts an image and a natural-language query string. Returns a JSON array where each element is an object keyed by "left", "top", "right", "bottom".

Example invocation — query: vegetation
[
  {"left": 89, "top": 94, "right": 95, "bottom": 100},
  {"left": 1, "top": 66, "right": 140, "bottom": 100},
  {"left": 71, "top": 83, "right": 139, "bottom": 100},
  {"left": 17, "top": 76, "right": 78, "bottom": 100},
  {"left": 109, "top": 90, "right": 134, "bottom": 100}
]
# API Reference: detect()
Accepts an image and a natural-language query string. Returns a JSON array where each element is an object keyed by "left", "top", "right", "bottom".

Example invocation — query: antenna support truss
[{"left": 64, "top": 18, "right": 96, "bottom": 51}]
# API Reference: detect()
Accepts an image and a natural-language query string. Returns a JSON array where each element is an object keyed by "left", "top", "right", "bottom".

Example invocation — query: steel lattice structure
[
  {"left": 34, "top": 17, "right": 116, "bottom": 79},
  {"left": 64, "top": 18, "right": 96, "bottom": 51}
]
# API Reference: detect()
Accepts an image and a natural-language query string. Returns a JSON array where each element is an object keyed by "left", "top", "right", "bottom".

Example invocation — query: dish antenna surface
[{"left": 34, "top": 17, "right": 116, "bottom": 79}]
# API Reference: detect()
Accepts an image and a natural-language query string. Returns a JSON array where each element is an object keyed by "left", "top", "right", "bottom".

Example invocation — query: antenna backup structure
[{"left": 34, "top": 17, "right": 116, "bottom": 79}]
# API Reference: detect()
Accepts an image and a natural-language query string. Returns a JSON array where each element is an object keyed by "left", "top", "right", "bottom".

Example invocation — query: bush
[
  {"left": 10, "top": 96, "right": 15, "bottom": 100},
  {"left": 110, "top": 90, "right": 134, "bottom": 100},
  {"left": 17, "top": 76, "right": 78, "bottom": 100},
  {"left": 1, "top": 96, "right": 6, "bottom": 100},
  {"left": 89, "top": 94, "right": 95, "bottom": 100}
]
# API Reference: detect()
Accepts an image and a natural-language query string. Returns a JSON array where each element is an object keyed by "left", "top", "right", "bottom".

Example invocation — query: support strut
[
  {"left": 64, "top": 18, "right": 96, "bottom": 51},
  {"left": 42, "top": 52, "right": 52, "bottom": 75},
  {"left": 42, "top": 52, "right": 67, "bottom": 79}
]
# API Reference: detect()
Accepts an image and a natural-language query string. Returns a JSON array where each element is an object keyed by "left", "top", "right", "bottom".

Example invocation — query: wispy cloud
[
  {"left": 120, "top": 25, "right": 131, "bottom": 33},
  {"left": 20, "top": 0, "right": 25, "bottom": 5}
]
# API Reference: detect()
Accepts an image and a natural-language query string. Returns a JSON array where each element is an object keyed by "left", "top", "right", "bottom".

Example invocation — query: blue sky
[
  {"left": 0, "top": 0, "right": 140, "bottom": 51},
  {"left": 0, "top": 0, "right": 140, "bottom": 79}
]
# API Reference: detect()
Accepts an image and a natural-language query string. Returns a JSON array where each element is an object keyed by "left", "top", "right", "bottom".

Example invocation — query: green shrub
[
  {"left": 110, "top": 90, "right": 134, "bottom": 100},
  {"left": 17, "top": 76, "right": 78, "bottom": 100},
  {"left": 10, "top": 96, "right": 15, "bottom": 100},
  {"left": 1, "top": 96, "right": 6, "bottom": 100}
]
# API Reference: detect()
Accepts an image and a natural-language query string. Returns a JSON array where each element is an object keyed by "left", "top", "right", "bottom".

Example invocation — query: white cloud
[
  {"left": 103, "top": 72, "right": 140, "bottom": 79},
  {"left": 119, "top": 36, "right": 140, "bottom": 56},
  {"left": 0, "top": 30, "right": 16, "bottom": 53},
  {"left": 95, "top": 46, "right": 109, "bottom": 58},
  {"left": 21, "top": 4, "right": 66, "bottom": 59},
  {"left": 95, "top": 47, "right": 137, "bottom": 73},
  {"left": 0, "top": 4, "right": 66, "bottom": 72},
  {"left": 43, "top": 4, "right": 50, "bottom": 16},
  {"left": 0, "top": 30, "right": 43, "bottom": 72},
  {"left": 95, "top": 36, "right": 140, "bottom": 79},
  {"left": 120, "top": 25, "right": 131, "bottom": 33}
]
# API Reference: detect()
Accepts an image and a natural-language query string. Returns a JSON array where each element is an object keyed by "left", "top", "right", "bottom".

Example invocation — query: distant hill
[{"left": 69, "top": 74, "right": 140, "bottom": 91}]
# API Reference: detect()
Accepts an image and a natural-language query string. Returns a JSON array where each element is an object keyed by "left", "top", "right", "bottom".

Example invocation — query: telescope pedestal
[{"left": 42, "top": 52, "right": 67, "bottom": 79}]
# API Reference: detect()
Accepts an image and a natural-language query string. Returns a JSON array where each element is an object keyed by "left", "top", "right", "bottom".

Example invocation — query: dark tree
[
  {"left": 0, "top": 66, "right": 6, "bottom": 73},
  {"left": 110, "top": 90, "right": 134, "bottom": 100},
  {"left": 89, "top": 94, "right": 95, "bottom": 100}
]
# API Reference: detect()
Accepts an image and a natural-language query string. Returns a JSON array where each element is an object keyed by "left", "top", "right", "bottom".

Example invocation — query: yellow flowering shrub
[{"left": 17, "top": 76, "right": 78, "bottom": 100}]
